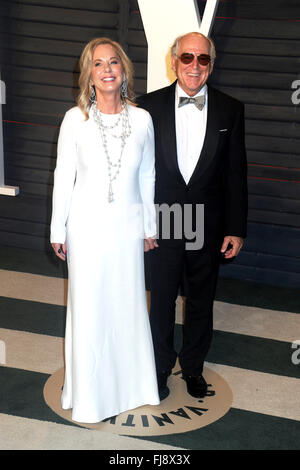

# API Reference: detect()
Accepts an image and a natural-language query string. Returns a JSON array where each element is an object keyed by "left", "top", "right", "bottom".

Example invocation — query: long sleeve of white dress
[
  {"left": 50, "top": 109, "right": 78, "bottom": 244},
  {"left": 138, "top": 112, "right": 156, "bottom": 239}
]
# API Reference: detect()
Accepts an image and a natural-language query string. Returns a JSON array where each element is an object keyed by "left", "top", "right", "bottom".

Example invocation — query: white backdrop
[{"left": 137, "top": 0, "right": 219, "bottom": 92}]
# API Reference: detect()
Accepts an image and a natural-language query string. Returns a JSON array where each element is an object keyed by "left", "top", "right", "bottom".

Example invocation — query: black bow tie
[{"left": 178, "top": 95, "right": 206, "bottom": 111}]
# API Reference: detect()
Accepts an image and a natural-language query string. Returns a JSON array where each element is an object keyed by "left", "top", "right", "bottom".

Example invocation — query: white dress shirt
[{"left": 175, "top": 83, "right": 208, "bottom": 184}]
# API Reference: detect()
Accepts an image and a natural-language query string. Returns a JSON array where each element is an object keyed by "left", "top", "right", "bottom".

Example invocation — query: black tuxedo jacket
[{"left": 137, "top": 81, "right": 248, "bottom": 247}]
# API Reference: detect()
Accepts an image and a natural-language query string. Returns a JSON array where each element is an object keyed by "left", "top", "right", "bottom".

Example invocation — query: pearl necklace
[{"left": 92, "top": 102, "right": 131, "bottom": 202}]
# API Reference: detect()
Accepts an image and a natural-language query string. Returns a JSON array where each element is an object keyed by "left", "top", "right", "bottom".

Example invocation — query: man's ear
[{"left": 171, "top": 55, "right": 177, "bottom": 73}]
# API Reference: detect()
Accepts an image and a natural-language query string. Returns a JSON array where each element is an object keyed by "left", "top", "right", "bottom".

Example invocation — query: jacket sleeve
[
  {"left": 223, "top": 103, "right": 248, "bottom": 238},
  {"left": 138, "top": 112, "right": 157, "bottom": 238},
  {"left": 50, "top": 110, "right": 77, "bottom": 243}
]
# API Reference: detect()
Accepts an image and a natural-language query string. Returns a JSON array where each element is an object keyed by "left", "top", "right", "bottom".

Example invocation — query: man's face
[{"left": 171, "top": 34, "right": 212, "bottom": 96}]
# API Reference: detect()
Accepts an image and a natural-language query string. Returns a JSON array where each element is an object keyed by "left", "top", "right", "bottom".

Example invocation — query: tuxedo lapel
[
  {"left": 188, "top": 86, "right": 220, "bottom": 187},
  {"left": 160, "top": 82, "right": 186, "bottom": 185}
]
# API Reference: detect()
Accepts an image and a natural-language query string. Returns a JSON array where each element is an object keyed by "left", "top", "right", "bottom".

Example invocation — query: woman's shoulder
[
  {"left": 63, "top": 106, "right": 86, "bottom": 123},
  {"left": 127, "top": 102, "right": 152, "bottom": 123},
  {"left": 128, "top": 103, "right": 150, "bottom": 117}
]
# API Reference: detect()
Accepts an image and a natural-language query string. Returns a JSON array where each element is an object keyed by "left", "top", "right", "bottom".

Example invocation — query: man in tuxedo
[{"left": 137, "top": 32, "right": 247, "bottom": 400}]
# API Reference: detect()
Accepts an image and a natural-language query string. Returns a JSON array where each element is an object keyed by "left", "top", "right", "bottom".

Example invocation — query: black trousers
[{"left": 148, "top": 241, "right": 220, "bottom": 376}]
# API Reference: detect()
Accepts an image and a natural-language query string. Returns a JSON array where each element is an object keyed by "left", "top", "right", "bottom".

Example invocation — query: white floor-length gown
[{"left": 50, "top": 104, "right": 160, "bottom": 423}]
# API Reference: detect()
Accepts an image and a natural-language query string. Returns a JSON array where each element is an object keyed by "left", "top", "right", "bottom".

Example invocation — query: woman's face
[{"left": 90, "top": 44, "right": 124, "bottom": 99}]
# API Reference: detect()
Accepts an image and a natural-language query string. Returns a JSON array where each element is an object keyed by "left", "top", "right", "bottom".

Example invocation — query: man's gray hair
[{"left": 171, "top": 32, "right": 216, "bottom": 63}]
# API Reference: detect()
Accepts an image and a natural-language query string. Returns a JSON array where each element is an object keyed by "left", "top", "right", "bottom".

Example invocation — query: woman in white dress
[{"left": 50, "top": 37, "right": 160, "bottom": 423}]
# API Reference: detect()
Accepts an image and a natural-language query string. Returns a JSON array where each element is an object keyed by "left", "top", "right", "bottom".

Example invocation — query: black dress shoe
[
  {"left": 182, "top": 374, "right": 208, "bottom": 398},
  {"left": 157, "top": 370, "right": 171, "bottom": 401}
]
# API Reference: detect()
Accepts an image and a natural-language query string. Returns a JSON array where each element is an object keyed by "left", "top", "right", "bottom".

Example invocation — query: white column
[
  {"left": 0, "top": 75, "right": 19, "bottom": 196},
  {"left": 138, "top": 0, "right": 219, "bottom": 93}
]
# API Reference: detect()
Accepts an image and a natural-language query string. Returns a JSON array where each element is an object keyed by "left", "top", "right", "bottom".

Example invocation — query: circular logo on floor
[{"left": 44, "top": 365, "right": 232, "bottom": 436}]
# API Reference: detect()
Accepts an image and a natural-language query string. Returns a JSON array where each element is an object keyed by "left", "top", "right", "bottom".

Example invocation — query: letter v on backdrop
[{"left": 137, "top": 0, "right": 219, "bottom": 93}]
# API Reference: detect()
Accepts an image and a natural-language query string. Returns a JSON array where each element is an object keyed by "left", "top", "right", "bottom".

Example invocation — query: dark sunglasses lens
[
  {"left": 179, "top": 53, "right": 194, "bottom": 64},
  {"left": 179, "top": 53, "right": 211, "bottom": 65},
  {"left": 198, "top": 55, "right": 211, "bottom": 65}
]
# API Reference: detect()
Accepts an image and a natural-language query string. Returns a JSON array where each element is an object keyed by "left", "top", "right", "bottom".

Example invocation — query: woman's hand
[
  {"left": 144, "top": 237, "right": 159, "bottom": 252},
  {"left": 52, "top": 242, "right": 67, "bottom": 261}
]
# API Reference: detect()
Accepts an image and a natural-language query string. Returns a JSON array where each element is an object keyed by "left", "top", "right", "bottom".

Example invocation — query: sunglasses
[{"left": 178, "top": 53, "right": 211, "bottom": 66}]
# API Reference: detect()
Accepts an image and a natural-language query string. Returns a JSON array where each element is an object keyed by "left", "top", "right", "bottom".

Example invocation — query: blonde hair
[
  {"left": 171, "top": 32, "right": 216, "bottom": 71},
  {"left": 77, "top": 37, "right": 136, "bottom": 120}
]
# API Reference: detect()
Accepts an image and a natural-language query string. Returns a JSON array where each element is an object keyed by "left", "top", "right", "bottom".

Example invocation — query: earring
[
  {"left": 121, "top": 79, "right": 128, "bottom": 99},
  {"left": 90, "top": 84, "right": 96, "bottom": 103}
]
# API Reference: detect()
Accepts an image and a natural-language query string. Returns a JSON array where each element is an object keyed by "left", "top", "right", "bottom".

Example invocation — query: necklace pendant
[{"left": 108, "top": 183, "right": 114, "bottom": 203}]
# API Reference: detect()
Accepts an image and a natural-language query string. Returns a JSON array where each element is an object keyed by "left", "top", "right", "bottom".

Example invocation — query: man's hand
[
  {"left": 221, "top": 236, "right": 243, "bottom": 259},
  {"left": 52, "top": 242, "right": 67, "bottom": 261},
  {"left": 144, "top": 237, "right": 159, "bottom": 252}
]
